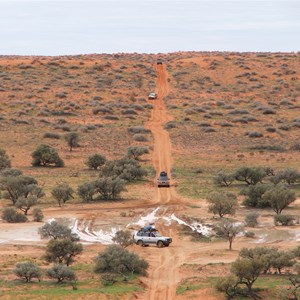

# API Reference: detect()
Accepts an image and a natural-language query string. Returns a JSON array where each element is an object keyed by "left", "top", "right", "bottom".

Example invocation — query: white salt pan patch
[
  {"left": 167, "top": 214, "right": 211, "bottom": 236},
  {"left": 70, "top": 219, "right": 119, "bottom": 244},
  {"left": 128, "top": 207, "right": 212, "bottom": 237},
  {"left": 129, "top": 207, "right": 160, "bottom": 227}
]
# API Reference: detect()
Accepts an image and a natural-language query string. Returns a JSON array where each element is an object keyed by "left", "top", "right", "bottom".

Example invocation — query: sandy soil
[
  {"left": 140, "top": 64, "right": 185, "bottom": 299},
  {"left": 0, "top": 54, "right": 299, "bottom": 300}
]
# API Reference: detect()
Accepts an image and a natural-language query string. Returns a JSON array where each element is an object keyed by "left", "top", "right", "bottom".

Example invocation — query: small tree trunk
[{"left": 229, "top": 237, "right": 233, "bottom": 250}]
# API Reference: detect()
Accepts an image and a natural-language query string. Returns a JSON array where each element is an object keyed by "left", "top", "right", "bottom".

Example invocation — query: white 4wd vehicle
[
  {"left": 148, "top": 92, "right": 157, "bottom": 100},
  {"left": 133, "top": 229, "right": 172, "bottom": 248}
]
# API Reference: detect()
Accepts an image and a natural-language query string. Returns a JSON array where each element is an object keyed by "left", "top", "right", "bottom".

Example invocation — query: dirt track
[{"left": 141, "top": 64, "right": 184, "bottom": 299}]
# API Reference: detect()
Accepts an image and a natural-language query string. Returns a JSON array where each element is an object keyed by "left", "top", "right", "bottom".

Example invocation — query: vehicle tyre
[
  {"left": 137, "top": 240, "right": 144, "bottom": 247},
  {"left": 157, "top": 241, "right": 164, "bottom": 248}
]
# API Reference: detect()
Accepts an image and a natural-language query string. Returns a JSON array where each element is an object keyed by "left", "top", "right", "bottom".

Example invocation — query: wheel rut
[{"left": 140, "top": 64, "right": 185, "bottom": 300}]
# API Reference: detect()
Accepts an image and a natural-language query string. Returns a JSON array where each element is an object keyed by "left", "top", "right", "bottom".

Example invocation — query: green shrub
[
  {"left": 85, "top": 154, "right": 106, "bottom": 170},
  {"left": 13, "top": 262, "right": 42, "bottom": 282},
  {"left": 47, "top": 264, "right": 76, "bottom": 283},
  {"left": 2, "top": 207, "right": 28, "bottom": 223},
  {"left": 32, "top": 208, "right": 44, "bottom": 222},
  {"left": 245, "top": 212, "right": 259, "bottom": 227},
  {"left": 274, "top": 214, "right": 295, "bottom": 226},
  {"left": 51, "top": 183, "right": 74, "bottom": 207},
  {"left": 31, "top": 144, "right": 64, "bottom": 167},
  {"left": 94, "top": 245, "right": 148, "bottom": 277},
  {"left": 43, "top": 132, "right": 60, "bottom": 139}
]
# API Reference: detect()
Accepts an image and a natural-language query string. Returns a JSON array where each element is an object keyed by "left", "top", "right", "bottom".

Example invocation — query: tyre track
[{"left": 141, "top": 64, "right": 184, "bottom": 299}]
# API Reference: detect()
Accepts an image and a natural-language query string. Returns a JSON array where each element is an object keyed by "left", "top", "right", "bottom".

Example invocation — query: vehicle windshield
[{"left": 154, "top": 232, "right": 161, "bottom": 237}]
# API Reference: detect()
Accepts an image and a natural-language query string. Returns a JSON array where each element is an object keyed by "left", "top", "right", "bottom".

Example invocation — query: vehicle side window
[
  {"left": 142, "top": 232, "right": 149, "bottom": 237},
  {"left": 137, "top": 232, "right": 143, "bottom": 236}
]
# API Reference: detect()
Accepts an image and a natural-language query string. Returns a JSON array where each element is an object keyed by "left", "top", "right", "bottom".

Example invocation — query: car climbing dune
[{"left": 139, "top": 63, "right": 186, "bottom": 300}]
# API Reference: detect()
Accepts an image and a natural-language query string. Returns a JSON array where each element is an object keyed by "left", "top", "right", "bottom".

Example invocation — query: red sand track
[{"left": 141, "top": 64, "right": 184, "bottom": 299}]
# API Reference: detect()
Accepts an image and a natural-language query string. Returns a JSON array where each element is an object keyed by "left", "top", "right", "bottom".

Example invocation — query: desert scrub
[{"left": 43, "top": 132, "right": 60, "bottom": 139}]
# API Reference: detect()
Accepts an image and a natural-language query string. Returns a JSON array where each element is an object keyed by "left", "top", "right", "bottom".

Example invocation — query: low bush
[
  {"left": 244, "top": 231, "right": 255, "bottom": 238},
  {"left": 94, "top": 245, "right": 148, "bottom": 278},
  {"left": 127, "top": 126, "right": 150, "bottom": 134},
  {"left": 133, "top": 134, "right": 148, "bottom": 142},
  {"left": 2, "top": 207, "right": 28, "bottom": 223},
  {"left": 164, "top": 121, "right": 177, "bottom": 129},
  {"left": 245, "top": 212, "right": 259, "bottom": 227},
  {"left": 274, "top": 214, "right": 295, "bottom": 226},
  {"left": 248, "top": 131, "right": 263, "bottom": 138},
  {"left": 32, "top": 208, "right": 44, "bottom": 222},
  {"left": 43, "top": 132, "right": 60, "bottom": 139}
]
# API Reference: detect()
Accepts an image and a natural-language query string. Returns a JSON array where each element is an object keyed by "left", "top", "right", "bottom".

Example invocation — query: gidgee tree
[
  {"left": 262, "top": 184, "right": 296, "bottom": 214},
  {"left": 207, "top": 191, "right": 238, "bottom": 218},
  {"left": 31, "top": 144, "right": 64, "bottom": 167},
  {"left": 0, "top": 170, "right": 44, "bottom": 205}
]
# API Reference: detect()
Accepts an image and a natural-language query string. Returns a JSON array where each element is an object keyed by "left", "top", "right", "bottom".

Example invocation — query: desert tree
[
  {"left": 231, "top": 258, "right": 264, "bottom": 296},
  {"left": 214, "top": 220, "right": 244, "bottom": 250},
  {"left": 51, "top": 182, "right": 74, "bottom": 207},
  {"left": 262, "top": 184, "right": 296, "bottom": 214},
  {"left": 38, "top": 220, "right": 79, "bottom": 241},
  {"left": 13, "top": 262, "right": 42, "bottom": 282},
  {"left": 85, "top": 154, "right": 106, "bottom": 170},
  {"left": 64, "top": 132, "right": 79, "bottom": 152},
  {"left": 126, "top": 146, "right": 149, "bottom": 161},
  {"left": 77, "top": 181, "right": 96, "bottom": 202},
  {"left": 15, "top": 196, "right": 38, "bottom": 215},
  {"left": 101, "top": 158, "right": 147, "bottom": 181},
  {"left": 94, "top": 245, "right": 148, "bottom": 279},
  {"left": 44, "top": 239, "right": 83, "bottom": 266},
  {"left": 241, "top": 183, "right": 272, "bottom": 208},
  {"left": 0, "top": 148, "right": 11, "bottom": 170},
  {"left": 234, "top": 167, "right": 267, "bottom": 185},
  {"left": 31, "top": 144, "right": 64, "bottom": 167},
  {"left": 270, "top": 250, "right": 295, "bottom": 274},
  {"left": 112, "top": 230, "right": 134, "bottom": 248},
  {"left": 207, "top": 191, "right": 238, "bottom": 218},
  {"left": 271, "top": 168, "right": 300, "bottom": 185},
  {"left": 47, "top": 264, "right": 76, "bottom": 283},
  {"left": 0, "top": 173, "right": 44, "bottom": 205},
  {"left": 93, "top": 177, "right": 127, "bottom": 200},
  {"left": 214, "top": 171, "right": 234, "bottom": 187}
]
